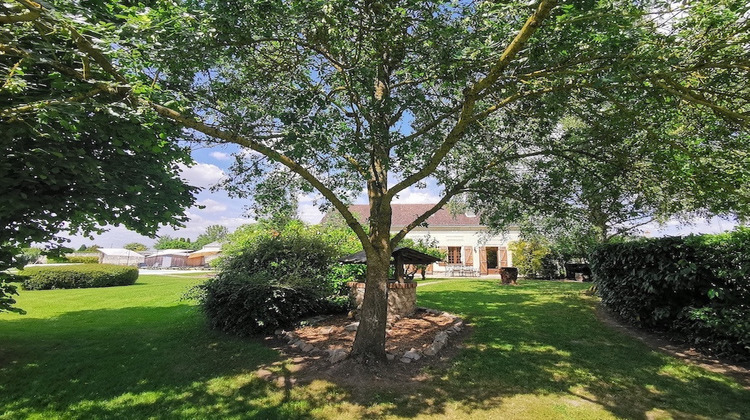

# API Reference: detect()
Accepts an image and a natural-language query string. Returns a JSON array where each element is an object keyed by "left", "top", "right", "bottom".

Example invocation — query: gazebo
[
  {"left": 338, "top": 247, "right": 443, "bottom": 317},
  {"left": 338, "top": 247, "right": 442, "bottom": 283}
]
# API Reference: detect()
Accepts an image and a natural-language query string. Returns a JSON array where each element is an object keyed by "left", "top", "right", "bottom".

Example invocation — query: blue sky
[
  {"left": 64, "top": 143, "right": 445, "bottom": 249},
  {"left": 64, "top": 144, "right": 739, "bottom": 249}
]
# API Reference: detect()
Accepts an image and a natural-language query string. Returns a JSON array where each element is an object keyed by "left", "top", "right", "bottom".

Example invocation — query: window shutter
[
  {"left": 479, "top": 247, "right": 487, "bottom": 274},
  {"left": 500, "top": 247, "right": 508, "bottom": 267},
  {"left": 464, "top": 246, "right": 473, "bottom": 267}
]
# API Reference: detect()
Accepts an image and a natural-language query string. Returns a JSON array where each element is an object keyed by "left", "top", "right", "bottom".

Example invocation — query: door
[{"left": 486, "top": 247, "right": 499, "bottom": 275}]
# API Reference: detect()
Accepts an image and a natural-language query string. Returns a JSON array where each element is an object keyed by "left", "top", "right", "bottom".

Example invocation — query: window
[{"left": 447, "top": 246, "right": 462, "bottom": 264}]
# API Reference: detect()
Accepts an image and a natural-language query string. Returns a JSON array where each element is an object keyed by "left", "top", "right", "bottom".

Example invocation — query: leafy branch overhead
[{"left": 0, "top": 0, "right": 199, "bottom": 311}]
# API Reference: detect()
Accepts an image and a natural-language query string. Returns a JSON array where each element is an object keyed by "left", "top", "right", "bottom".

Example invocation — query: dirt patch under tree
[{"left": 255, "top": 308, "right": 471, "bottom": 398}]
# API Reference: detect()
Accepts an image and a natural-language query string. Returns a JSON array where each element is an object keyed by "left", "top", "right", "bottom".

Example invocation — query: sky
[
  {"left": 64, "top": 143, "right": 739, "bottom": 249},
  {"left": 64, "top": 143, "right": 446, "bottom": 249}
]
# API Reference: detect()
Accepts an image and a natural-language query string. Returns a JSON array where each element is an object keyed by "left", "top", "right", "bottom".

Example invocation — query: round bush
[
  {"left": 22, "top": 264, "right": 138, "bottom": 290},
  {"left": 198, "top": 274, "right": 323, "bottom": 335},
  {"left": 194, "top": 234, "right": 341, "bottom": 335}
]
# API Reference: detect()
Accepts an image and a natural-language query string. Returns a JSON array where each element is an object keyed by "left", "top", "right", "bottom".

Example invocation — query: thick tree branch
[
  {"left": 473, "top": 0, "right": 559, "bottom": 95},
  {"left": 652, "top": 77, "right": 749, "bottom": 126},
  {"left": 145, "top": 101, "right": 372, "bottom": 250},
  {"left": 0, "top": 9, "right": 40, "bottom": 23},
  {"left": 15, "top": 3, "right": 373, "bottom": 251},
  {"left": 386, "top": 0, "right": 559, "bottom": 200},
  {"left": 0, "top": 87, "right": 105, "bottom": 118}
]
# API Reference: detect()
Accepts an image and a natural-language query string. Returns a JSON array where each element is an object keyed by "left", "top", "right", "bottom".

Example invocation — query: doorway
[
  {"left": 486, "top": 247, "right": 499, "bottom": 274},
  {"left": 480, "top": 246, "right": 509, "bottom": 275}
]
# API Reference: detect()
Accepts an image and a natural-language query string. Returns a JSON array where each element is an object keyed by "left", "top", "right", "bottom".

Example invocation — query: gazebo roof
[{"left": 338, "top": 247, "right": 442, "bottom": 265}]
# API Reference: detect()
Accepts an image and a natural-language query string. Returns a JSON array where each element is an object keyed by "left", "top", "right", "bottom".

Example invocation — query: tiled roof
[{"left": 346, "top": 204, "right": 483, "bottom": 228}]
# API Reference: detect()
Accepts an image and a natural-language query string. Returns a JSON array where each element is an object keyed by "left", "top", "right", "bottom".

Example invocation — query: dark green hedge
[
  {"left": 67, "top": 256, "right": 99, "bottom": 264},
  {"left": 591, "top": 228, "right": 750, "bottom": 361},
  {"left": 22, "top": 264, "right": 138, "bottom": 290},
  {"left": 196, "top": 276, "right": 324, "bottom": 335}
]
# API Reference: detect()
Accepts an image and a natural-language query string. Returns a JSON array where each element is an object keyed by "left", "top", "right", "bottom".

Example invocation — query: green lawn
[{"left": 1, "top": 276, "right": 747, "bottom": 419}]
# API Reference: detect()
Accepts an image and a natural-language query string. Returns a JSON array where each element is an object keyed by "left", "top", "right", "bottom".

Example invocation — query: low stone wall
[{"left": 348, "top": 282, "right": 417, "bottom": 317}]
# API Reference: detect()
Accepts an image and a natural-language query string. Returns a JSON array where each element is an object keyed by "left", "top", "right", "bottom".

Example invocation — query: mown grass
[{"left": 1, "top": 276, "right": 748, "bottom": 419}]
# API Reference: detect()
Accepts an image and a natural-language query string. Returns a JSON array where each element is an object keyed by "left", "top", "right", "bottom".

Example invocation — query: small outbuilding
[
  {"left": 97, "top": 248, "right": 146, "bottom": 266},
  {"left": 186, "top": 242, "right": 223, "bottom": 267},
  {"left": 338, "top": 247, "right": 442, "bottom": 283},
  {"left": 144, "top": 249, "right": 192, "bottom": 268}
]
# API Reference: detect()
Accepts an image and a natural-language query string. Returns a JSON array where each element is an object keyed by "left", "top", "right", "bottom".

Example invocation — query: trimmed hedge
[
  {"left": 22, "top": 264, "right": 138, "bottom": 290},
  {"left": 591, "top": 228, "right": 750, "bottom": 361},
  {"left": 66, "top": 256, "right": 99, "bottom": 264}
]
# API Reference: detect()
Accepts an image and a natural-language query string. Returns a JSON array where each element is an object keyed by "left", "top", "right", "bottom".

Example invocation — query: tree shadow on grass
[
  {"left": 364, "top": 280, "right": 750, "bottom": 419},
  {"left": 0, "top": 305, "right": 317, "bottom": 419},
  {"left": 3, "top": 280, "right": 749, "bottom": 419}
]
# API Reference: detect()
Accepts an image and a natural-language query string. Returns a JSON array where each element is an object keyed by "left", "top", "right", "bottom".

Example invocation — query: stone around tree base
[{"left": 328, "top": 349, "right": 349, "bottom": 364}]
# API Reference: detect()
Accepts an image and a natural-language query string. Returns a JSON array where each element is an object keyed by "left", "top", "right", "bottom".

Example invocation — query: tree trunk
[
  {"left": 350, "top": 202, "right": 392, "bottom": 361},
  {"left": 350, "top": 157, "right": 392, "bottom": 361},
  {"left": 350, "top": 245, "right": 390, "bottom": 362}
]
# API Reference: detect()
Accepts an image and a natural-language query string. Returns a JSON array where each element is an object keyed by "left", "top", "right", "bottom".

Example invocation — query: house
[
  {"left": 343, "top": 204, "right": 520, "bottom": 276},
  {"left": 97, "top": 248, "right": 146, "bottom": 266},
  {"left": 144, "top": 249, "right": 191, "bottom": 268},
  {"left": 186, "top": 242, "right": 223, "bottom": 267}
]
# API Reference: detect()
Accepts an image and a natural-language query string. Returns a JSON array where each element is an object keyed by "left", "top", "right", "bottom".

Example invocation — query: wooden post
[{"left": 394, "top": 253, "right": 405, "bottom": 283}]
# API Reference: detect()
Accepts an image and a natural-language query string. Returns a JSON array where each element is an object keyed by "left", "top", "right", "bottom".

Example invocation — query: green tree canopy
[
  {"left": 123, "top": 243, "right": 148, "bottom": 252},
  {"left": 0, "top": 0, "right": 199, "bottom": 312},
  {"left": 153, "top": 236, "right": 194, "bottom": 250},
  {"left": 194, "top": 225, "right": 229, "bottom": 248}
]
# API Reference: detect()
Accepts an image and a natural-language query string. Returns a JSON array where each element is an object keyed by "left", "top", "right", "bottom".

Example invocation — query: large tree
[
  {"left": 3, "top": 0, "right": 748, "bottom": 361},
  {"left": 0, "top": 0, "right": 198, "bottom": 312},
  {"left": 194, "top": 224, "right": 229, "bottom": 248}
]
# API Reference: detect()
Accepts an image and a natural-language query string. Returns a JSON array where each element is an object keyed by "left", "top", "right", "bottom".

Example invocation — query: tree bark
[
  {"left": 350, "top": 243, "right": 390, "bottom": 362},
  {"left": 350, "top": 199, "right": 392, "bottom": 361}
]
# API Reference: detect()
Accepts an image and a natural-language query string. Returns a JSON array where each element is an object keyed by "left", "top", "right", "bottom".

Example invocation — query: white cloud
[
  {"left": 241, "top": 148, "right": 261, "bottom": 157},
  {"left": 59, "top": 225, "right": 160, "bottom": 249},
  {"left": 210, "top": 151, "right": 231, "bottom": 161},
  {"left": 156, "top": 215, "right": 251, "bottom": 241},
  {"left": 178, "top": 163, "right": 226, "bottom": 188},
  {"left": 196, "top": 198, "right": 228, "bottom": 213},
  {"left": 642, "top": 216, "right": 738, "bottom": 238},
  {"left": 295, "top": 193, "right": 325, "bottom": 223},
  {"left": 299, "top": 203, "right": 325, "bottom": 224},
  {"left": 392, "top": 187, "right": 441, "bottom": 204}
]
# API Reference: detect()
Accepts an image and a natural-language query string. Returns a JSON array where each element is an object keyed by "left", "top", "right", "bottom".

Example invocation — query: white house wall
[{"left": 400, "top": 226, "right": 520, "bottom": 273}]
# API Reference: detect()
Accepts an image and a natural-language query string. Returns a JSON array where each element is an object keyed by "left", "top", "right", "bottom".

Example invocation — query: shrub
[
  {"left": 197, "top": 274, "right": 324, "bottom": 335},
  {"left": 66, "top": 255, "right": 99, "bottom": 264},
  {"left": 193, "top": 233, "right": 345, "bottom": 335},
  {"left": 15, "top": 248, "right": 43, "bottom": 266},
  {"left": 22, "top": 264, "right": 138, "bottom": 290},
  {"left": 46, "top": 255, "right": 70, "bottom": 263},
  {"left": 591, "top": 228, "right": 750, "bottom": 360},
  {"left": 327, "top": 264, "right": 366, "bottom": 292}
]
